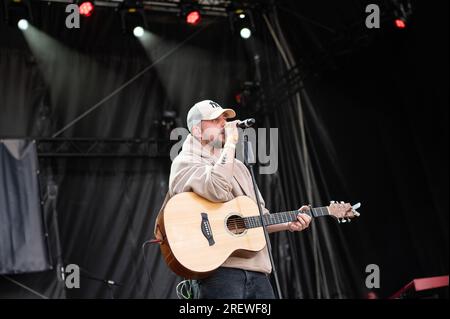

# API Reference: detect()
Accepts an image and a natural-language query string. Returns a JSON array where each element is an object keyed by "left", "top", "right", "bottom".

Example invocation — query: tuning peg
[
  {"left": 330, "top": 200, "right": 335, "bottom": 204},
  {"left": 346, "top": 218, "right": 351, "bottom": 223},
  {"left": 341, "top": 218, "right": 346, "bottom": 223},
  {"left": 337, "top": 218, "right": 341, "bottom": 223},
  {"left": 351, "top": 202, "right": 361, "bottom": 217}
]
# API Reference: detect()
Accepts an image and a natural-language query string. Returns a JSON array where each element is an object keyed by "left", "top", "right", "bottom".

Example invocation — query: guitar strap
[{"left": 233, "top": 175, "right": 246, "bottom": 195}]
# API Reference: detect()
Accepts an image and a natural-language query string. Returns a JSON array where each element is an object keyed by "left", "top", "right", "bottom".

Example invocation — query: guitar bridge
[{"left": 200, "top": 213, "right": 215, "bottom": 246}]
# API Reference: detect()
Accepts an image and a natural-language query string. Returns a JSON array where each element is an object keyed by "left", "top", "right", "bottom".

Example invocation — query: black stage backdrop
[{"left": 0, "top": 0, "right": 447, "bottom": 299}]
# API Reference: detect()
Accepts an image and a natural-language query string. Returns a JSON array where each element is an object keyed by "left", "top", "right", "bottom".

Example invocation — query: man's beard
[
  {"left": 202, "top": 130, "right": 225, "bottom": 149},
  {"left": 210, "top": 137, "right": 224, "bottom": 149}
]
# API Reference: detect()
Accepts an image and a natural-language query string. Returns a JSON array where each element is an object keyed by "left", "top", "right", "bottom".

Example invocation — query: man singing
[{"left": 160, "top": 100, "right": 312, "bottom": 299}]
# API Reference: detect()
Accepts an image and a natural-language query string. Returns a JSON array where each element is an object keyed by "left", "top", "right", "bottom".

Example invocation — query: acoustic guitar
[{"left": 155, "top": 192, "right": 361, "bottom": 279}]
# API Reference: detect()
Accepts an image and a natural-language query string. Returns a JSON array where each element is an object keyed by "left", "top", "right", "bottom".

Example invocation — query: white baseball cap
[{"left": 187, "top": 100, "right": 236, "bottom": 132}]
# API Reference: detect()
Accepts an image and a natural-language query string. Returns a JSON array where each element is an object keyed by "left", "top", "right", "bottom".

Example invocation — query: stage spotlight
[
  {"left": 133, "top": 26, "right": 144, "bottom": 37},
  {"left": 120, "top": 1, "right": 148, "bottom": 35},
  {"left": 186, "top": 10, "right": 201, "bottom": 25},
  {"left": 229, "top": 8, "right": 254, "bottom": 40},
  {"left": 240, "top": 27, "right": 251, "bottom": 39},
  {"left": 4, "top": 0, "right": 33, "bottom": 27},
  {"left": 17, "top": 18, "right": 28, "bottom": 30},
  {"left": 79, "top": 1, "right": 94, "bottom": 17},
  {"left": 180, "top": 2, "right": 201, "bottom": 26},
  {"left": 392, "top": 0, "right": 412, "bottom": 30},
  {"left": 394, "top": 18, "right": 406, "bottom": 29}
]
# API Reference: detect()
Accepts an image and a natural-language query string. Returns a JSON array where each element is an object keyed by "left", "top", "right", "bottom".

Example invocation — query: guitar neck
[{"left": 243, "top": 207, "right": 329, "bottom": 229}]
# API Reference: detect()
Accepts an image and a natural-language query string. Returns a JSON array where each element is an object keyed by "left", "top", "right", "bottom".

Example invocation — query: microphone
[{"left": 237, "top": 118, "right": 255, "bottom": 128}]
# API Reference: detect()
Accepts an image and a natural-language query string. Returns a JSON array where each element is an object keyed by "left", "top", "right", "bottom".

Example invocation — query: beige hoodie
[{"left": 158, "top": 134, "right": 272, "bottom": 274}]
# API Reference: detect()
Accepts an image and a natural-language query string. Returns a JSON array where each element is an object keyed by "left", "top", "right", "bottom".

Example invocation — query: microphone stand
[{"left": 242, "top": 133, "right": 283, "bottom": 299}]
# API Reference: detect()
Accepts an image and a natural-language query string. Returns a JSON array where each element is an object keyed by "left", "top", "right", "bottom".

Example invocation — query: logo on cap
[{"left": 209, "top": 101, "right": 220, "bottom": 108}]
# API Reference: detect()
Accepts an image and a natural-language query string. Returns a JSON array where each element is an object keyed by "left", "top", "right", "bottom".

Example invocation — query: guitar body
[{"left": 156, "top": 192, "right": 266, "bottom": 279}]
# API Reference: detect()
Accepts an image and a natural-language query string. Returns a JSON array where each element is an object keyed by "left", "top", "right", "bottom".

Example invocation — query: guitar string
[{"left": 226, "top": 209, "right": 326, "bottom": 229}]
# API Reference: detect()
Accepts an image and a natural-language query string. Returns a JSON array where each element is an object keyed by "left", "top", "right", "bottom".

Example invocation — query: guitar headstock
[{"left": 327, "top": 201, "right": 361, "bottom": 223}]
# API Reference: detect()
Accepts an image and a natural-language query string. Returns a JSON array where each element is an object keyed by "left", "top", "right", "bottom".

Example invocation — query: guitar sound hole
[{"left": 226, "top": 215, "right": 246, "bottom": 235}]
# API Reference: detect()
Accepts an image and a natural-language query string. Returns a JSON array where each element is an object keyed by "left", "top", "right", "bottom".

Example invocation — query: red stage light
[
  {"left": 186, "top": 11, "right": 201, "bottom": 25},
  {"left": 79, "top": 1, "right": 94, "bottom": 17},
  {"left": 395, "top": 18, "right": 406, "bottom": 29},
  {"left": 235, "top": 93, "right": 242, "bottom": 104}
]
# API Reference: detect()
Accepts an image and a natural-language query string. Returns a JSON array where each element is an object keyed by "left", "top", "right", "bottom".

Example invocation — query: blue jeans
[{"left": 197, "top": 267, "right": 276, "bottom": 299}]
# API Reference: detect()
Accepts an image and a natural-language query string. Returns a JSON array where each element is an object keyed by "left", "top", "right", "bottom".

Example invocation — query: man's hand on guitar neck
[
  {"left": 287, "top": 205, "right": 312, "bottom": 232},
  {"left": 267, "top": 205, "right": 312, "bottom": 233}
]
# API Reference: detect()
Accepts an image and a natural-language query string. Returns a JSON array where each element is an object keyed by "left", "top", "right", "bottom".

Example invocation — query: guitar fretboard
[{"left": 243, "top": 207, "right": 329, "bottom": 229}]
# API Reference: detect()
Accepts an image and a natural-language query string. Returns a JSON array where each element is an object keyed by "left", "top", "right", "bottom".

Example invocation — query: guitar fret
[
  {"left": 313, "top": 208, "right": 319, "bottom": 217},
  {"left": 287, "top": 211, "right": 297, "bottom": 222},
  {"left": 312, "top": 208, "right": 318, "bottom": 217},
  {"left": 288, "top": 211, "right": 294, "bottom": 222}
]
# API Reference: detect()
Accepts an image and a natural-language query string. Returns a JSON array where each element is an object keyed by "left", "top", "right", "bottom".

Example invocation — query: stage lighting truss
[
  {"left": 35, "top": 138, "right": 167, "bottom": 158},
  {"left": 32, "top": 0, "right": 259, "bottom": 18},
  {"left": 28, "top": 0, "right": 262, "bottom": 37},
  {"left": 3, "top": 0, "right": 33, "bottom": 27},
  {"left": 25, "top": 0, "right": 262, "bottom": 41}
]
